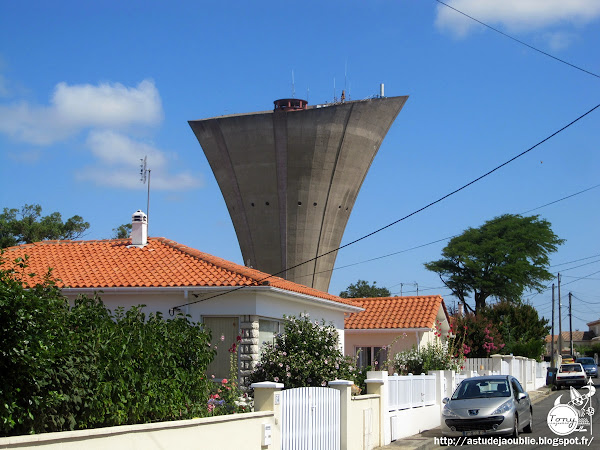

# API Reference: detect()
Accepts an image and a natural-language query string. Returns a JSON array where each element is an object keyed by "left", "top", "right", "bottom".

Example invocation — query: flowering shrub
[
  {"left": 451, "top": 313, "right": 505, "bottom": 357},
  {"left": 390, "top": 319, "right": 467, "bottom": 374},
  {"left": 208, "top": 337, "right": 252, "bottom": 415},
  {"left": 248, "top": 314, "right": 358, "bottom": 389}
]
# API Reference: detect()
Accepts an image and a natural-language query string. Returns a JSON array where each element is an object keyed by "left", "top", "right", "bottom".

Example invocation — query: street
[{"left": 437, "top": 381, "right": 600, "bottom": 449}]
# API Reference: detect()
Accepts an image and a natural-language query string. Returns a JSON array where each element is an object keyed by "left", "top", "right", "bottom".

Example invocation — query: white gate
[{"left": 281, "top": 387, "right": 340, "bottom": 450}]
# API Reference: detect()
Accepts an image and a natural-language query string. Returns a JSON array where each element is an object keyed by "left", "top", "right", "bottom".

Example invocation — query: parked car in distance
[
  {"left": 561, "top": 355, "right": 575, "bottom": 364},
  {"left": 554, "top": 363, "right": 587, "bottom": 389},
  {"left": 575, "top": 357, "right": 598, "bottom": 379},
  {"left": 441, "top": 375, "right": 532, "bottom": 438}
]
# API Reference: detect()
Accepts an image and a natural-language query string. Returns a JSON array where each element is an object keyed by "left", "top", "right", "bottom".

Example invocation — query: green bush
[
  {"left": 248, "top": 314, "right": 358, "bottom": 389},
  {"left": 0, "top": 254, "right": 218, "bottom": 436}
]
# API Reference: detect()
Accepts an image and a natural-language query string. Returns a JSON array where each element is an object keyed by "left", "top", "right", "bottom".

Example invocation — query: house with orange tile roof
[
  {"left": 545, "top": 329, "right": 597, "bottom": 358},
  {"left": 344, "top": 295, "right": 450, "bottom": 369},
  {"left": 3, "top": 210, "right": 363, "bottom": 384}
]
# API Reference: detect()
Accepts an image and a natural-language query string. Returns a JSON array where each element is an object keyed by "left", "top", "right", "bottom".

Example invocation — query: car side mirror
[
  {"left": 442, "top": 397, "right": 449, "bottom": 404},
  {"left": 518, "top": 392, "right": 527, "bottom": 401}
]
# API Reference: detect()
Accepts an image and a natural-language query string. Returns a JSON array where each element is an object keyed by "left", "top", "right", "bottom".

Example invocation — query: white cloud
[
  {"left": 0, "top": 79, "right": 162, "bottom": 145},
  {"left": 81, "top": 130, "right": 202, "bottom": 191},
  {"left": 75, "top": 166, "right": 203, "bottom": 191},
  {"left": 86, "top": 130, "right": 167, "bottom": 168},
  {"left": 52, "top": 80, "right": 162, "bottom": 129},
  {"left": 0, "top": 78, "right": 200, "bottom": 192},
  {"left": 435, "top": 0, "right": 600, "bottom": 38}
]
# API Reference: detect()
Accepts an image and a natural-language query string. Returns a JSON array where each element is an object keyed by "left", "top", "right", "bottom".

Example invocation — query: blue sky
[{"left": 1, "top": 1, "right": 599, "bottom": 333}]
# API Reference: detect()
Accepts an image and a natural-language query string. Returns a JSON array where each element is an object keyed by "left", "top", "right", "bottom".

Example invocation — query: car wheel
[
  {"left": 524, "top": 409, "right": 533, "bottom": 433},
  {"left": 512, "top": 416, "right": 519, "bottom": 438}
]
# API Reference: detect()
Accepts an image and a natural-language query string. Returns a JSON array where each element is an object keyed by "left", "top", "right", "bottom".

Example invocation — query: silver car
[{"left": 441, "top": 375, "right": 533, "bottom": 438}]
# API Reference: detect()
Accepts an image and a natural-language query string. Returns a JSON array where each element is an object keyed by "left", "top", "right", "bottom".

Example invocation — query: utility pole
[
  {"left": 558, "top": 273, "right": 563, "bottom": 360},
  {"left": 551, "top": 284, "right": 555, "bottom": 367},
  {"left": 569, "top": 292, "right": 573, "bottom": 356}
]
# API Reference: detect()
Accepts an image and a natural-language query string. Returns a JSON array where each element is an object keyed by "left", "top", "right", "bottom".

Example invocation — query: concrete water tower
[{"left": 189, "top": 94, "right": 408, "bottom": 292}]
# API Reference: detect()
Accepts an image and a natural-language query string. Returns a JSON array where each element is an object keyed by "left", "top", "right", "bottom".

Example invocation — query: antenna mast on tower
[
  {"left": 140, "top": 156, "right": 151, "bottom": 229},
  {"left": 292, "top": 70, "right": 296, "bottom": 98}
]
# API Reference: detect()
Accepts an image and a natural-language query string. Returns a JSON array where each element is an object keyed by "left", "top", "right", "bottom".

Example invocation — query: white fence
[
  {"left": 375, "top": 355, "right": 551, "bottom": 444},
  {"left": 388, "top": 374, "right": 436, "bottom": 410}
]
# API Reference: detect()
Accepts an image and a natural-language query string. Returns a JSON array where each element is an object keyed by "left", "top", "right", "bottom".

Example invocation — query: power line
[
  {"left": 434, "top": 0, "right": 600, "bottom": 80},
  {"left": 562, "top": 269, "right": 600, "bottom": 286},
  {"left": 171, "top": 103, "right": 600, "bottom": 311},
  {"left": 521, "top": 184, "right": 600, "bottom": 215},
  {"left": 551, "top": 254, "right": 600, "bottom": 268},
  {"left": 558, "top": 259, "right": 600, "bottom": 273}
]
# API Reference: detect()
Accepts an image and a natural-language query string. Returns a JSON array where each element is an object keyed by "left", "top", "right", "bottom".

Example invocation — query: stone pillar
[
  {"left": 428, "top": 370, "right": 446, "bottom": 413},
  {"left": 240, "top": 315, "right": 259, "bottom": 386},
  {"left": 329, "top": 380, "right": 353, "bottom": 450},
  {"left": 502, "top": 355, "right": 515, "bottom": 377},
  {"left": 365, "top": 377, "right": 384, "bottom": 449},
  {"left": 251, "top": 381, "right": 284, "bottom": 448},
  {"left": 367, "top": 370, "right": 390, "bottom": 445},
  {"left": 491, "top": 354, "right": 504, "bottom": 374},
  {"left": 516, "top": 356, "right": 527, "bottom": 388}
]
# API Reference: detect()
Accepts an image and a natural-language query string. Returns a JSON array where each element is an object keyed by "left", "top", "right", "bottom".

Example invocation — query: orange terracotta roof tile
[
  {"left": 545, "top": 331, "right": 595, "bottom": 343},
  {"left": 2, "top": 237, "right": 355, "bottom": 307},
  {"left": 345, "top": 295, "right": 448, "bottom": 330}
]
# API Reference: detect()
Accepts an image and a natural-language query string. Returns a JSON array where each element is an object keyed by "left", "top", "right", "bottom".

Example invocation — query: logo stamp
[{"left": 547, "top": 379, "right": 595, "bottom": 436}]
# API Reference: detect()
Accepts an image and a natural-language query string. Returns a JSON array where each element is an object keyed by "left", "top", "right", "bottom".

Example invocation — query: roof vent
[{"left": 130, "top": 210, "right": 148, "bottom": 247}]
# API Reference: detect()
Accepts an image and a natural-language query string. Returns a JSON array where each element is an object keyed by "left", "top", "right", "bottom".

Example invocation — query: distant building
[
  {"left": 189, "top": 95, "right": 408, "bottom": 292},
  {"left": 344, "top": 295, "right": 450, "bottom": 369}
]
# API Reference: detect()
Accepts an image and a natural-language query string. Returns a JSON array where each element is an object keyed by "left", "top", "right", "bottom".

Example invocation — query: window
[
  {"left": 259, "top": 319, "right": 281, "bottom": 348},
  {"left": 355, "top": 346, "right": 388, "bottom": 370},
  {"left": 203, "top": 316, "right": 239, "bottom": 380}
]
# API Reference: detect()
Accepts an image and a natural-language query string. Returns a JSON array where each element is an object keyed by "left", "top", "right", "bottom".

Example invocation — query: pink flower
[
  {"left": 220, "top": 334, "right": 225, "bottom": 341},
  {"left": 221, "top": 379, "right": 228, "bottom": 384}
]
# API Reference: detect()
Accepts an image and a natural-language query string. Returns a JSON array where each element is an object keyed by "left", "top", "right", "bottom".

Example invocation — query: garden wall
[{"left": 0, "top": 412, "right": 274, "bottom": 450}]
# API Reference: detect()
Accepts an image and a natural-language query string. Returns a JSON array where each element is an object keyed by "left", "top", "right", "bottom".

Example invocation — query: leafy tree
[
  {"left": 0, "top": 204, "right": 89, "bottom": 248},
  {"left": 112, "top": 223, "right": 132, "bottom": 239},
  {"left": 484, "top": 301, "right": 550, "bottom": 360},
  {"left": 339, "top": 279, "right": 391, "bottom": 298},
  {"left": 248, "top": 314, "right": 358, "bottom": 389},
  {"left": 424, "top": 214, "right": 564, "bottom": 314}
]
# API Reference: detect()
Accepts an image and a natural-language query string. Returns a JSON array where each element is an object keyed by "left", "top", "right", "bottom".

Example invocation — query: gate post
[
  {"left": 329, "top": 379, "right": 353, "bottom": 450},
  {"left": 366, "top": 370, "right": 389, "bottom": 445},
  {"left": 251, "top": 381, "right": 284, "bottom": 448}
]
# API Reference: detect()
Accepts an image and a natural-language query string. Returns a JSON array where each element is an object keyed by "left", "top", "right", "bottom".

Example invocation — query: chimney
[
  {"left": 130, "top": 210, "right": 148, "bottom": 247},
  {"left": 458, "top": 303, "right": 464, "bottom": 316}
]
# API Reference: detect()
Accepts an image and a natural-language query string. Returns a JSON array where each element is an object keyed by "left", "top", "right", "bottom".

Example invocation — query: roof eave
[{"left": 61, "top": 285, "right": 364, "bottom": 313}]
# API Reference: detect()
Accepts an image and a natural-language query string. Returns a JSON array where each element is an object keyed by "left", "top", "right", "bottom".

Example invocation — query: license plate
[{"left": 463, "top": 430, "right": 485, "bottom": 437}]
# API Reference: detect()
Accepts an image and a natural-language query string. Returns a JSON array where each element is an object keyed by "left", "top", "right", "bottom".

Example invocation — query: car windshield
[
  {"left": 452, "top": 379, "right": 510, "bottom": 399},
  {"left": 559, "top": 364, "right": 582, "bottom": 373},
  {"left": 576, "top": 358, "right": 595, "bottom": 365}
]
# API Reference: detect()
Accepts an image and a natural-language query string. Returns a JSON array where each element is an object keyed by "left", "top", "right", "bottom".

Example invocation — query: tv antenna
[
  {"left": 292, "top": 70, "right": 296, "bottom": 98},
  {"left": 140, "top": 156, "right": 151, "bottom": 227}
]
